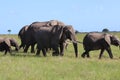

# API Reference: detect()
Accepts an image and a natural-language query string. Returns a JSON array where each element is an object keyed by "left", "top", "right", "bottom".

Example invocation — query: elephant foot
[
  {"left": 31, "top": 50, "right": 35, "bottom": 53},
  {"left": 24, "top": 50, "right": 27, "bottom": 53},
  {"left": 3, "top": 53, "right": 7, "bottom": 55},
  {"left": 24, "top": 48, "right": 28, "bottom": 53},
  {"left": 99, "top": 57, "right": 101, "bottom": 59},
  {"left": 43, "top": 53, "right": 47, "bottom": 57},
  {"left": 60, "top": 53, "right": 64, "bottom": 56},
  {"left": 81, "top": 53, "right": 85, "bottom": 58},
  {"left": 31, "top": 52, "right": 35, "bottom": 54},
  {"left": 36, "top": 53, "right": 40, "bottom": 56},
  {"left": 87, "top": 54, "right": 90, "bottom": 58},
  {"left": 110, "top": 56, "right": 113, "bottom": 59},
  {"left": 35, "top": 54, "right": 40, "bottom": 57},
  {"left": 52, "top": 52, "right": 59, "bottom": 56}
]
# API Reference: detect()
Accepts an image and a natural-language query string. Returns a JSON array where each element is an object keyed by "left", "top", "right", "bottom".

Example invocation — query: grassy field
[{"left": 0, "top": 33, "right": 120, "bottom": 80}]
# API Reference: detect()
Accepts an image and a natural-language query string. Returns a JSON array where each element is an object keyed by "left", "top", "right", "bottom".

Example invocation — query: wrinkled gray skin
[
  {"left": 35, "top": 25, "right": 78, "bottom": 57},
  {"left": 81, "top": 32, "right": 120, "bottom": 59},
  {"left": 18, "top": 25, "right": 29, "bottom": 50},
  {"left": 24, "top": 20, "right": 65, "bottom": 53},
  {"left": 0, "top": 37, "right": 19, "bottom": 55}
]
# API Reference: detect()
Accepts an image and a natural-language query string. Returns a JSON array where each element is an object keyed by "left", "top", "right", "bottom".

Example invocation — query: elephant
[
  {"left": 23, "top": 20, "right": 65, "bottom": 53},
  {"left": 81, "top": 32, "right": 120, "bottom": 59},
  {"left": 18, "top": 25, "right": 29, "bottom": 49},
  {"left": 34, "top": 25, "right": 78, "bottom": 57},
  {"left": 0, "top": 37, "right": 19, "bottom": 55},
  {"left": 8, "top": 38, "right": 19, "bottom": 51}
]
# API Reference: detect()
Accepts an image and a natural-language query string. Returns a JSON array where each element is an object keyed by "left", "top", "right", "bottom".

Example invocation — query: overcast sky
[{"left": 0, "top": 0, "right": 120, "bottom": 34}]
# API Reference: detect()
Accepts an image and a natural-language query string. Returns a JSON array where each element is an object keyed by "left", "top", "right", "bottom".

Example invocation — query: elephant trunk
[
  {"left": 71, "top": 36, "right": 78, "bottom": 57},
  {"left": 14, "top": 43, "right": 19, "bottom": 51},
  {"left": 73, "top": 42, "right": 78, "bottom": 57}
]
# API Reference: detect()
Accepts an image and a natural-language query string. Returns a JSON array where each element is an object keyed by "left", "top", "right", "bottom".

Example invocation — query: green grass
[{"left": 0, "top": 33, "right": 120, "bottom": 80}]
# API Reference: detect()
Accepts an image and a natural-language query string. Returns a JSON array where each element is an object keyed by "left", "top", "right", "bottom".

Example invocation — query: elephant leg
[
  {"left": 4, "top": 50, "right": 7, "bottom": 55},
  {"left": 81, "top": 52, "right": 86, "bottom": 58},
  {"left": 106, "top": 47, "right": 113, "bottom": 59},
  {"left": 81, "top": 50, "right": 89, "bottom": 58},
  {"left": 59, "top": 43, "right": 65, "bottom": 56},
  {"left": 42, "top": 49, "right": 46, "bottom": 57},
  {"left": 19, "top": 43, "right": 24, "bottom": 49},
  {"left": 31, "top": 44, "right": 35, "bottom": 53},
  {"left": 24, "top": 44, "right": 30, "bottom": 53},
  {"left": 52, "top": 46, "right": 59, "bottom": 56},
  {"left": 99, "top": 49, "right": 105, "bottom": 59},
  {"left": 4, "top": 48, "right": 12, "bottom": 55},
  {"left": 19, "top": 44, "right": 22, "bottom": 49},
  {"left": 15, "top": 47, "right": 19, "bottom": 51},
  {"left": 36, "top": 49, "right": 40, "bottom": 56},
  {"left": 86, "top": 52, "right": 90, "bottom": 58}
]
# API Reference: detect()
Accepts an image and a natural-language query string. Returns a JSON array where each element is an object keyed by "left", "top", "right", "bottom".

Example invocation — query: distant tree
[
  {"left": 75, "top": 30, "right": 80, "bottom": 34},
  {"left": 102, "top": 28, "right": 109, "bottom": 32},
  {"left": 8, "top": 29, "right": 11, "bottom": 34}
]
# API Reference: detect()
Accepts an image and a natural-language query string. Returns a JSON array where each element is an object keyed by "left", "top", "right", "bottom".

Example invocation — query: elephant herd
[
  {"left": 0, "top": 20, "right": 120, "bottom": 59},
  {"left": 18, "top": 20, "right": 78, "bottom": 57}
]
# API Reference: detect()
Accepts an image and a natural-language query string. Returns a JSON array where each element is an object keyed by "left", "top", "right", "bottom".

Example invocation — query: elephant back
[
  {"left": 49, "top": 20, "right": 65, "bottom": 26},
  {"left": 29, "top": 20, "right": 65, "bottom": 29},
  {"left": 18, "top": 25, "right": 29, "bottom": 38},
  {"left": 4, "top": 38, "right": 11, "bottom": 47},
  {"left": 0, "top": 37, "right": 4, "bottom": 43}
]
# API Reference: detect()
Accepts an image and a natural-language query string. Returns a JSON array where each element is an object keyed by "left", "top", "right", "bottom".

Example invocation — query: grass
[{"left": 0, "top": 33, "right": 120, "bottom": 80}]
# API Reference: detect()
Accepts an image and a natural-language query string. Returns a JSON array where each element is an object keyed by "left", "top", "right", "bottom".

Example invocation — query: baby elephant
[
  {"left": 0, "top": 37, "right": 19, "bottom": 55},
  {"left": 81, "top": 32, "right": 120, "bottom": 59}
]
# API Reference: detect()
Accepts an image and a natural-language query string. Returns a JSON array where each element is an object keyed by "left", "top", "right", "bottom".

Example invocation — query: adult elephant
[
  {"left": 34, "top": 25, "right": 78, "bottom": 57},
  {"left": 18, "top": 25, "right": 29, "bottom": 49},
  {"left": 0, "top": 37, "right": 19, "bottom": 55},
  {"left": 24, "top": 20, "right": 65, "bottom": 53},
  {"left": 81, "top": 32, "right": 120, "bottom": 59}
]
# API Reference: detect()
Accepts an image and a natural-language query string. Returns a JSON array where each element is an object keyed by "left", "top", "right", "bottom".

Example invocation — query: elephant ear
[
  {"left": 104, "top": 34, "right": 111, "bottom": 46},
  {"left": 51, "top": 26, "right": 64, "bottom": 40},
  {"left": 4, "top": 38, "right": 11, "bottom": 47}
]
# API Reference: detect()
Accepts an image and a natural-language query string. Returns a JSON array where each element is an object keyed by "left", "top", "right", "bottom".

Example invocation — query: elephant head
[
  {"left": 104, "top": 34, "right": 120, "bottom": 46},
  {"left": 63, "top": 25, "right": 77, "bottom": 42},
  {"left": 62, "top": 25, "right": 78, "bottom": 57},
  {"left": 109, "top": 35, "right": 120, "bottom": 47},
  {"left": 9, "top": 38, "right": 19, "bottom": 51},
  {"left": 50, "top": 25, "right": 78, "bottom": 57}
]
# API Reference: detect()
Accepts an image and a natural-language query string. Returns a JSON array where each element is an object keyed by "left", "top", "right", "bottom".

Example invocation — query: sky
[{"left": 0, "top": 0, "right": 120, "bottom": 34}]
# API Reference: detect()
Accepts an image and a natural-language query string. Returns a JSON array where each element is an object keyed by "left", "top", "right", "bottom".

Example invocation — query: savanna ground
[{"left": 0, "top": 32, "right": 120, "bottom": 80}]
